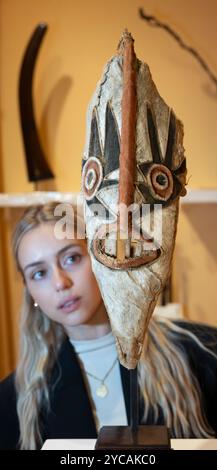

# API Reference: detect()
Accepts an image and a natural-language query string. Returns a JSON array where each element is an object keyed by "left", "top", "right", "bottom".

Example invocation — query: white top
[{"left": 70, "top": 331, "right": 128, "bottom": 431}]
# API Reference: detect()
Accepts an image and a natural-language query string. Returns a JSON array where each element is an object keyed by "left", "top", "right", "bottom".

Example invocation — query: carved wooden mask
[{"left": 82, "top": 32, "right": 187, "bottom": 368}]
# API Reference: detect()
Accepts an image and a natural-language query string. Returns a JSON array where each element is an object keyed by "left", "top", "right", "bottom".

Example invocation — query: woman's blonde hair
[
  {"left": 13, "top": 202, "right": 81, "bottom": 449},
  {"left": 13, "top": 202, "right": 216, "bottom": 449},
  {"left": 139, "top": 316, "right": 216, "bottom": 438}
]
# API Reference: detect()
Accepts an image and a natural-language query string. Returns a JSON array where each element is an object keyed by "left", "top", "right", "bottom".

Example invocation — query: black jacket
[{"left": 0, "top": 321, "right": 217, "bottom": 449}]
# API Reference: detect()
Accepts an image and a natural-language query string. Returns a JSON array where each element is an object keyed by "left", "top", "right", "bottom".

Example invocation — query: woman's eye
[
  {"left": 31, "top": 270, "right": 46, "bottom": 280},
  {"left": 64, "top": 253, "right": 82, "bottom": 266}
]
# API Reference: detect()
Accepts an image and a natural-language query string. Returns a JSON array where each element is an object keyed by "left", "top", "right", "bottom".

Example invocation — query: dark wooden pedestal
[{"left": 95, "top": 425, "right": 171, "bottom": 450}]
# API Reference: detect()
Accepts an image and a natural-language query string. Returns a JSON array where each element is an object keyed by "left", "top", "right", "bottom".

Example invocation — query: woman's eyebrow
[
  {"left": 24, "top": 260, "right": 44, "bottom": 272},
  {"left": 57, "top": 243, "right": 82, "bottom": 257},
  {"left": 24, "top": 243, "right": 82, "bottom": 272}
]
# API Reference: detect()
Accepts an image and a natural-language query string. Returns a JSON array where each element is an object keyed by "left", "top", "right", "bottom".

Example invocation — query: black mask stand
[{"left": 95, "top": 366, "right": 171, "bottom": 450}]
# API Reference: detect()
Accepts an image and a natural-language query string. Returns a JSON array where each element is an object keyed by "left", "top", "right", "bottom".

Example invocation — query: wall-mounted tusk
[{"left": 18, "top": 23, "right": 55, "bottom": 182}]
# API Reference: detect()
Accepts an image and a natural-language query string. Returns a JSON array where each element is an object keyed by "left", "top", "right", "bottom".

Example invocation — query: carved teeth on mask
[{"left": 91, "top": 222, "right": 161, "bottom": 270}]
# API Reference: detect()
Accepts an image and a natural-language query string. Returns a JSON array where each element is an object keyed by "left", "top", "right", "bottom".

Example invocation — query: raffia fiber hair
[{"left": 13, "top": 202, "right": 215, "bottom": 449}]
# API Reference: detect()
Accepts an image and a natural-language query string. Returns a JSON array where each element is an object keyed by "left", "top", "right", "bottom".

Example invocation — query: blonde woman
[{"left": 0, "top": 202, "right": 217, "bottom": 449}]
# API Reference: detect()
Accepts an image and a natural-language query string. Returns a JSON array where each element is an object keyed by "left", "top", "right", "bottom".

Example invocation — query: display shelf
[
  {"left": 0, "top": 191, "right": 80, "bottom": 207},
  {"left": 181, "top": 188, "right": 217, "bottom": 204},
  {"left": 0, "top": 189, "right": 216, "bottom": 208}
]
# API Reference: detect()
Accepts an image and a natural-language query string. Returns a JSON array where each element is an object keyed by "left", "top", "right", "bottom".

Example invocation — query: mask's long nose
[
  {"left": 118, "top": 30, "right": 137, "bottom": 209},
  {"left": 117, "top": 30, "right": 137, "bottom": 262}
]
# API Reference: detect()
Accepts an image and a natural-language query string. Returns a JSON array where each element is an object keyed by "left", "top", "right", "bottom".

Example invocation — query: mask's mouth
[{"left": 91, "top": 222, "right": 161, "bottom": 270}]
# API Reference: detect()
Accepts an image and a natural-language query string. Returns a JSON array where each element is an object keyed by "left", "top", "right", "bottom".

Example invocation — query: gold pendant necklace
[
  {"left": 96, "top": 383, "right": 108, "bottom": 398},
  {"left": 82, "top": 357, "right": 118, "bottom": 399}
]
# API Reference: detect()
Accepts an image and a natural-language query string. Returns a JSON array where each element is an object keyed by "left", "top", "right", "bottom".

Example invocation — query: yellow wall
[
  {"left": 1, "top": 0, "right": 217, "bottom": 192},
  {"left": 0, "top": 0, "right": 217, "bottom": 378},
  {"left": 174, "top": 203, "right": 217, "bottom": 323}
]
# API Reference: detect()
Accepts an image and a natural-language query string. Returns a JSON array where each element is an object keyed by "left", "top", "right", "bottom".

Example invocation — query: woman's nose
[{"left": 52, "top": 267, "right": 73, "bottom": 292}]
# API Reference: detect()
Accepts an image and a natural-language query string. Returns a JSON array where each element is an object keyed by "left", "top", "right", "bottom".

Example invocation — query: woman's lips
[{"left": 58, "top": 297, "right": 81, "bottom": 313}]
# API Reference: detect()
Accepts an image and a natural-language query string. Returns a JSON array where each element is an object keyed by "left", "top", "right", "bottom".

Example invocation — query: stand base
[{"left": 95, "top": 425, "right": 171, "bottom": 450}]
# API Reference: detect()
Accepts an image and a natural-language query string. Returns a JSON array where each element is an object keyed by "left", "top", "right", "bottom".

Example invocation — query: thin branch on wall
[{"left": 139, "top": 8, "right": 217, "bottom": 90}]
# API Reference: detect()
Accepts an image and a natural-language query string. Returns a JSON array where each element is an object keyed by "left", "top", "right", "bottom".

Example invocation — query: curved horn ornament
[{"left": 18, "top": 23, "right": 54, "bottom": 182}]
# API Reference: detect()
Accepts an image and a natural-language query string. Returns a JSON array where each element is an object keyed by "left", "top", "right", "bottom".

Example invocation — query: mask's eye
[
  {"left": 82, "top": 157, "right": 103, "bottom": 200},
  {"left": 147, "top": 163, "right": 174, "bottom": 201}
]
